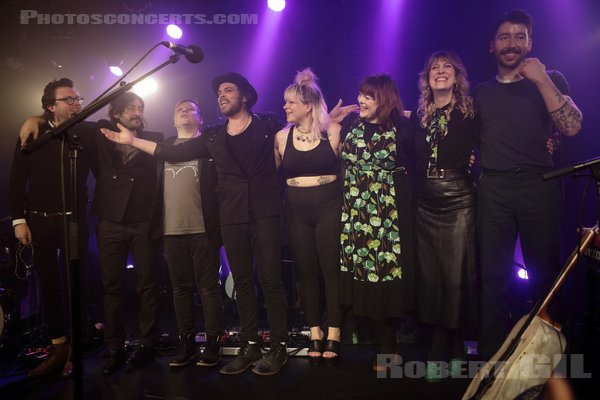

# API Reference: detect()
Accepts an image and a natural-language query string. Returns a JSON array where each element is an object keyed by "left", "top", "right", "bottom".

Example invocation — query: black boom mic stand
[{"left": 22, "top": 51, "right": 185, "bottom": 399}]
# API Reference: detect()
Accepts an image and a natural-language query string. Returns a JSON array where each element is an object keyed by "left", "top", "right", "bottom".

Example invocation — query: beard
[
  {"left": 121, "top": 117, "right": 143, "bottom": 130},
  {"left": 496, "top": 46, "right": 528, "bottom": 70},
  {"left": 219, "top": 98, "right": 244, "bottom": 117}
]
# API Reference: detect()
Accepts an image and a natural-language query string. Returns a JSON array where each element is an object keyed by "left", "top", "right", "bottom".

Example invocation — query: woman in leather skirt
[{"left": 408, "top": 50, "right": 480, "bottom": 381}]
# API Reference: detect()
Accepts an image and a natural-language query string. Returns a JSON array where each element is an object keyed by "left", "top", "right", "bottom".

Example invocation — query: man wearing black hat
[{"left": 100, "top": 72, "right": 289, "bottom": 376}]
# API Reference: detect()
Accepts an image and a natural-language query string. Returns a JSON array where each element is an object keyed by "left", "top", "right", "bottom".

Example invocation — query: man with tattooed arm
[{"left": 474, "top": 9, "right": 583, "bottom": 361}]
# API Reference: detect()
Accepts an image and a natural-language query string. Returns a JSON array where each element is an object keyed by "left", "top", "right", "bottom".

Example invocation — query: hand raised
[
  {"left": 329, "top": 99, "right": 359, "bottom": 123},
  {"left": 518, "top": 58, "right": 547, "bottom": 85},
  {"left": 19, "top": 116, "right": 44, "bottom": 147},
  {"left": 100, "top": 123, "right": 135, "bottom": 145}
]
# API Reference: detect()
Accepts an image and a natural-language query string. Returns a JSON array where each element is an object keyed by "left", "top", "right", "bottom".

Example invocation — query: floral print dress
[{"left": 339, "top": 120, "right": 414, "bottom": 318}]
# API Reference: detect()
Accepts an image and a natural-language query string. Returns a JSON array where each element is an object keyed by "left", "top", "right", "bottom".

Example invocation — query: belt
[
  {"left": 426, "top": 168, "right": 468, "bottom": 179},
  {"left": 29, "top": 210, "right": 73, "bottom": 217}
]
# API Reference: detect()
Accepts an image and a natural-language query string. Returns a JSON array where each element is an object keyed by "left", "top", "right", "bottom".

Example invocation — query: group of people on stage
[{"left": 9, "top": 9, "right": 583, "bottom": 383}]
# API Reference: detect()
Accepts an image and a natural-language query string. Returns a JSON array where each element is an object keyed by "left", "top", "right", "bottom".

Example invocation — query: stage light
[
  {"left": 166, "top": 24, "right": 183, "bottom": 39},
  {"left": 126, "top": 264, "right": 134, "bottom": 269},
  {"left": 268, "top": 0, "right": 285, "bottom": 12},
  {"left": 109, "top": 65, "right": 123, "bottom": 76},
  {"left": 514, "top": 264, "right": 529, "bottom": 280},
  {"left": 132, "top": 77, "right": 158, "bottom": 97}
]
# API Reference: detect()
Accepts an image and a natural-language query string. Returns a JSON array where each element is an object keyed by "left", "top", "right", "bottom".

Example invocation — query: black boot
[
  {"left": 196, "top": 335, "right": 221, "bottom": 367},
  {"left": 102, "top": 349, "right": 126, "bottom": 375},
  {"left": 219, "top": 342, "right": 262, "bottom": 375},
  {"left": 169, "top": 334, "right": 199, "bottom": 367}
]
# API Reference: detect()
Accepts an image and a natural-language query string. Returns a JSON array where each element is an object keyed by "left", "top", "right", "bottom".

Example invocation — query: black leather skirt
[{"left": 415, "top": 174, "right": 478, "bottom": 329}]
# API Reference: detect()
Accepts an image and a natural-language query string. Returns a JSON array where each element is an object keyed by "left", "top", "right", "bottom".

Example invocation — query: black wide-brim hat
[{"left": 211, "top": 72, "right": 258, "bottom": 109}]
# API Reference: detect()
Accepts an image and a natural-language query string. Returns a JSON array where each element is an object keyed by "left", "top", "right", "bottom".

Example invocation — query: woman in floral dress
[{"left": 339, "top": 74, "right": 415, "bottom": 366}]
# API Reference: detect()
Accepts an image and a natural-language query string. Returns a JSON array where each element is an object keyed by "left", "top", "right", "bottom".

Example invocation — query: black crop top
[{"left": 282, "top": 126, "right": 339, "bottom": 180}]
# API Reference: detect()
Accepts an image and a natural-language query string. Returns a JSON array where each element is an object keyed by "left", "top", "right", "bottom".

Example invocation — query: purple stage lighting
[
  {"left": 109, "top": 65, "right": 123, "bottom": 76},
  {"left": 166, "top": 24, "right": 183, "bottom": 39},
  {"left": 268, "top": 0, "right": 285, "bottom": 12},
  {"left": 514, "top": 264, "right": 529, "bottom": 280}
]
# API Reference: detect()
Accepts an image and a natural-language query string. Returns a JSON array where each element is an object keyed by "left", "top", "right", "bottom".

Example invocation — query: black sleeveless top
[{"left": 282, "top": 126, "right": 339, "bottom": 180}]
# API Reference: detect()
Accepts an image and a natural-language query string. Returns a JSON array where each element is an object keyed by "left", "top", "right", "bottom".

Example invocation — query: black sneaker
[
  {"left": 169, "top": 335, "right": 200, "bottom": 367},
  {"left": 252, "top": 342, "right": 288, "bottom": 376},
  {"left": 219, "top": 342, "right": 262, "bottom": 375},
  {"left": 127, "top": 345, "right": 154, "bottom": 369},
  {"left": 196, "top": 336, "right": 221, "bottom": 367}
]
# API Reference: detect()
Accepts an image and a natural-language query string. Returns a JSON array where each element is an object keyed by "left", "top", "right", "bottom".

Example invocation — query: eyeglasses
[{"left": 55, "top": 96, "right": 84, "bottom": 105}]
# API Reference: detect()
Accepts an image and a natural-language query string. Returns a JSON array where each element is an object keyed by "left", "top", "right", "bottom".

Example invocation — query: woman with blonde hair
[
  {"left": 409, "top": 50, "right": 479, "bottom": 381},
  {"left": 274, "top": 68, "right": 343, "bottom": 366}
]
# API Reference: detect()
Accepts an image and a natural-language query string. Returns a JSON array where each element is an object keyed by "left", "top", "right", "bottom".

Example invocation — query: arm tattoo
[
  {"left": 288, "top": 179, "right": 300, "bottom": 187},
  {"left": 553, "top": 87, "right": 566, "bottom": 106},
  {"left": 317, "top": 176, "right": 332, "bottom": 185},
  {"left": 550, "top": 97, "right": 582, "bottom": 135}
]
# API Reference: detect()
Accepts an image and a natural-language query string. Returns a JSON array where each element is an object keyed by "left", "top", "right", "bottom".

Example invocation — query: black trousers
[
  {"left": 28, "top": 213, "right": 89, "bottom": 340},
  {"left": 285, "top": 182, "right": 343, "bottom": 328},
  {"left": 163, "top": 233, "right": 223, "bottom": 337},
  {"left": 477, "top": 169, "right": 561, "bottom": 360},
  {"left": 97, "top": 218, "right": 160, "bottom": 350},
  {"left": 220, "top": 217, "right": 288, "bottom": 343}
]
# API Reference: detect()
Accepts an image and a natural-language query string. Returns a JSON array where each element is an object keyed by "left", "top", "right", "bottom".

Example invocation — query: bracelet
[{"left": 549, "top": 100, "right": 569, "bottom": 115}]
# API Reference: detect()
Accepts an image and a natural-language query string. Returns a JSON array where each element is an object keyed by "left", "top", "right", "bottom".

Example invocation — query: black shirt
[
  {"left": 409, "top": 108, "right": 480, "bottom": 172},
  {"left": 282, "top": 126, "right": 339, "bottom": 179},
  {"left": 472, "top": 71, "right": 569, "bottom": 170},
  {"left": 9, "top": 121, "right": 95, "bottom": 220},
  {"left": 226, "top": 119, "right": 258, "bottom": 176}
]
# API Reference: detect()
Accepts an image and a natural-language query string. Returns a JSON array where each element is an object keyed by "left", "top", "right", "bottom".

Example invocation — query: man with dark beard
[
  {"left": 93, "top": 93, "right": 164, "bottom": 374},
  {"left": 473, "top": 9, "right": 583, "bottom": 361},
  {"left": 16, "top": 91, "right": 164, "bottom": 375},
  {"left": 101, "top": 73, "right": 289, "bottom": 376}
]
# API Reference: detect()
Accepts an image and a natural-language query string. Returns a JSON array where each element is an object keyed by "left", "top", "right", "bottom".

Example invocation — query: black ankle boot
[
  {"left": 169, "top": 334, "right": 199, "bottom": 367},
  {"left": 196, "top": 335, "right": 221, "bottom": 367}
]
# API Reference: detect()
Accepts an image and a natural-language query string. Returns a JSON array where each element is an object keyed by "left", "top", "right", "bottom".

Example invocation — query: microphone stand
[
  {"left": 466, "top": 159, "right": 600, "bottom": 400},
  {"left": 544, "top": 156, "right": 600, "bottom": 384},
  {"left": 23, "top": 53, "right": 181, "bottom": 400},
  {"left": 542, "top": 155, "right": 600, "bottom": 225}
]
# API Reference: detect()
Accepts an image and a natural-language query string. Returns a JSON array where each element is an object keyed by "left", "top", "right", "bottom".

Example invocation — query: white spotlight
[
  {"left": 109, "top": 66, "right": 123, "bottom": 76},
  {"left": 268, "top": 0, "right": 285, "bottom": 12},
  {"left": 132, "top": 78, "right": 158, "bottom": 97}
]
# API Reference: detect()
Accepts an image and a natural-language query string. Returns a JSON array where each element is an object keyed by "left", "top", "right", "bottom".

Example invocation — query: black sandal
[
  {"left": 323, "top": 340, "right": 341, "bottom": 366},
  {"left": 308, "top": 339, "right": 324, "bottom": 366}
]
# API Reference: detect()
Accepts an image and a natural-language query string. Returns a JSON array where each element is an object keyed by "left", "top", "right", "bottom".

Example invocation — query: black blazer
[
  {"left": 9, "top": 121, "right": 95, "bottom": 221},
  {"left": 92, "top": 120, "right": 163, "bottom": 223},
  {"left": 154, "top": 114, "right": 282, "bottom": 226},
  {"left": 151, "top": 136, "right": 222, "bottom": 248}
]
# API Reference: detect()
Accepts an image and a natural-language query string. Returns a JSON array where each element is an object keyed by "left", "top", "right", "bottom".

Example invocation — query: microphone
[{"left": 161, "top": 41, "right": 204, "bottom": 64}]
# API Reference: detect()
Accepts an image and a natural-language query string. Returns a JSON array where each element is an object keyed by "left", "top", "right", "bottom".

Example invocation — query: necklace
[
  {"left": 296, "top": 126, "right": 312, "bottom": 134},
  {"left": 294, "top": 125, "right": 314, "bottom": 143},
  {"left": 227, "top": 115, "right": 252, "bottom": 135},
  {"left": 295, "top": 134, "right": 313, "bottom": 143}
]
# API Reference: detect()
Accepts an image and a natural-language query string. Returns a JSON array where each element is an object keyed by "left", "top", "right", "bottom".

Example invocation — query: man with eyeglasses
[
  {"left": 9, "top": 78, "right": 95, "bottom": 378},
  {"left": 17, "top": 91, "right": 164, "bottom": 376}
]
